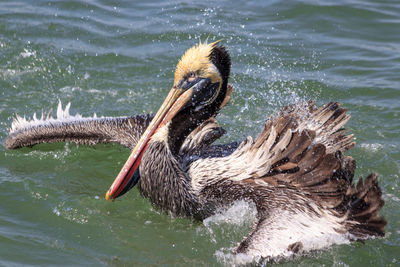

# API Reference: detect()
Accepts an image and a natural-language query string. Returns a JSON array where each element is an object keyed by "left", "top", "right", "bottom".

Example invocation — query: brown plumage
[
  {"left": 4, "top": 42, "right": 386, "bottom": 264},
  {"left": 5, "top": 112, "right": 152, "bottom": 150}
]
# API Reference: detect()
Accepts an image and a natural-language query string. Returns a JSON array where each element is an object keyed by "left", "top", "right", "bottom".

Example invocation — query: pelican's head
[
  {"left": 106, "top": 41, "right": 231, "bottom": 201},
  {"left": 172, "top": 41, "right": 230, "bottom": 111}
]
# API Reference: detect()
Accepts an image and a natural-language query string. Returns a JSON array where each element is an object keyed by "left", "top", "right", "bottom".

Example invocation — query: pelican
[{"left": 5, "top": 41, "right": 386, "bottom": 264}]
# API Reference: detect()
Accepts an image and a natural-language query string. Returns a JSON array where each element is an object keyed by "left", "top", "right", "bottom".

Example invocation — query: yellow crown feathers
[{"left": 174, "top": 40, "right": 222, "bottom": 85}]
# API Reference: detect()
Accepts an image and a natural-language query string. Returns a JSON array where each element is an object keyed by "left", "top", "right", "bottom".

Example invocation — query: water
[{"left": 1, "top": 0, "right": 399, "bottom": 265}]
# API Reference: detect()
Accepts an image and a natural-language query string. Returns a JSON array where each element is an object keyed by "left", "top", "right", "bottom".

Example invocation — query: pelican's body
[{"left": 4, "top": 42, "right": 386, "bottom": 264}]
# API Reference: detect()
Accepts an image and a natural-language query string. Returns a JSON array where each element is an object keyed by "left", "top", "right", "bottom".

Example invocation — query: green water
[{"left": 1, "top": 0, "right": 399, "bottom": 266}]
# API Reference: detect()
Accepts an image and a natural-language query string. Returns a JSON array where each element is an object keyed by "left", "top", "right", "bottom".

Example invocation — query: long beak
[{"left": 105, "top": 85, "right": 194, "bottom": 201}]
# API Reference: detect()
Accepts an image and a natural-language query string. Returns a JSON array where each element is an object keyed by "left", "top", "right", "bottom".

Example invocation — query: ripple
[{"left": 1, "top": 0, "right": 399, "bottom": 265}]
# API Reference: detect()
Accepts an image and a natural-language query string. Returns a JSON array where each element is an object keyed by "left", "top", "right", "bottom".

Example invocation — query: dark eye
[{"left": 188, "top": 72, "right": 196, "bottom": 82}]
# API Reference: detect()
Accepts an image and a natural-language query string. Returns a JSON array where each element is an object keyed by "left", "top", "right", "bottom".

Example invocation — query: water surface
[{"left": 1, "top": 0, "right": 399, "bottom": 266}]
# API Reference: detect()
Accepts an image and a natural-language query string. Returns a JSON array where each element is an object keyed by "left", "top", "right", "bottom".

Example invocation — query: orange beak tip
[{"left": 105, "top": 191, "right": 113, "bottom": 201}]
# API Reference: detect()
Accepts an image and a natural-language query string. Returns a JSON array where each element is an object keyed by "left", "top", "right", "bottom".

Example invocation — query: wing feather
[
  {"left": 189, "top": 101, "right": 354, "bottom": 195},
  {"left": 4, "top": 101, "right": 153, "bottom": 149}
]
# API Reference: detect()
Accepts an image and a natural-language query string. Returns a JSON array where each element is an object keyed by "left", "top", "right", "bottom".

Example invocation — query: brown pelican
[{"left": 5, "top": 41, "right": 386, "bottom": 264}]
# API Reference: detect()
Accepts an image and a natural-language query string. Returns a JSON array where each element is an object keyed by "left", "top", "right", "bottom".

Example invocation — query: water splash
[
  {"left": 52, "top": 201, "right": 90, "bottom": 224},
  {"left": 203, "top": 200, "right": 257, "bottom": 227},
  {"left": 199, "top": 200, "right": 257, "bottom": 262}
]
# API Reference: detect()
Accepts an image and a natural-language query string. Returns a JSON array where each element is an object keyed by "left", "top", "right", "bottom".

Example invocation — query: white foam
[
  {"left": 52, "top": 202, "right": 89, "bottom": 224},
  {"left": 385, "top": 193, "right": 400, "bottom": 202},
  {"left": 20, "top": 48, "right": 36, "bottom": 58},
  {"left": 360, "top": 143, "right": 383, "bottom": 152}
]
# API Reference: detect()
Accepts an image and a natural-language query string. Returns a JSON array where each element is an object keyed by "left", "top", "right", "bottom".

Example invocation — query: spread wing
[
  {"left": 189, "top": 101, "right": 355, "bottom": 193},
  {"left": 192, "top": 101, "right": 385, "bottom": 261},
  {"left": 4, "top": 101, "right": 153, "bottom": 150},
  {"left": 4, "top": 101, "right": 232, "bottom": 152},
  {"left": 5, "top": 85, "right": 236, "bottom": 151}
]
